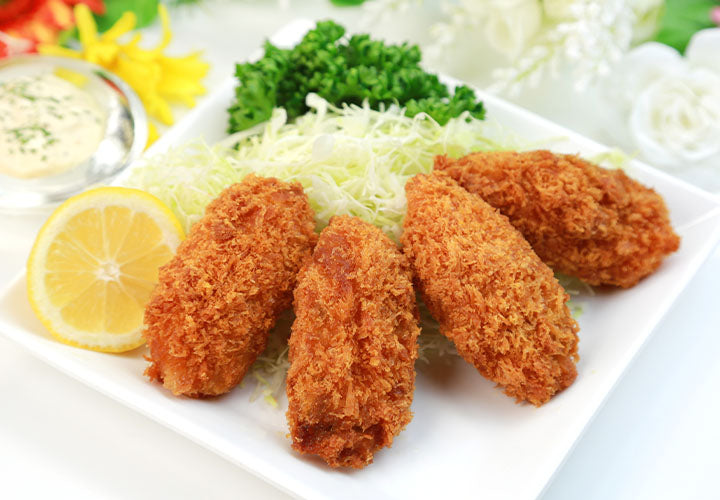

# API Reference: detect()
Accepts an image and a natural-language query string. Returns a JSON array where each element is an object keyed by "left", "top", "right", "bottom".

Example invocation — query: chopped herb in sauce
[{"left": 0, "top": 73, "right": 106, "bottom": 178}]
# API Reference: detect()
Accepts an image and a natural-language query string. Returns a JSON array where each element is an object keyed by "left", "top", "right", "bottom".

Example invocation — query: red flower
[
  {"left": 712, "top": 7, "right": 720, "bottom": 27},
  {"left": 0, "top": 0, "right": 104, "bottom": 50}
]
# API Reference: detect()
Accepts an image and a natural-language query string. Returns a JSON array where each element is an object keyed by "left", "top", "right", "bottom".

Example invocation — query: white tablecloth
[{"left": 2, "top": 2, "right": 719, "bottom": 498}]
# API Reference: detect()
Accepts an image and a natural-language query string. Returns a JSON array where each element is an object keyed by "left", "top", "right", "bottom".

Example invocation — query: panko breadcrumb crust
[
  {"left": 287, "top": 215, "right": 419, "bottom": 468},
  {"left": 402, "top": 172, "right": 579, "bottom": 406},
  {"left": 143, "top": 174, "right": 317, "bottom": 397},
  {"left": 435, "top": 150, "right": 680, "bottom": 288}
]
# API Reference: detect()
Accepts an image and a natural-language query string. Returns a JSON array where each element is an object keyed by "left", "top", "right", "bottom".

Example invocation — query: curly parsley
[{"left": 227, "top": 20, "right": 485, "bottom": 133}]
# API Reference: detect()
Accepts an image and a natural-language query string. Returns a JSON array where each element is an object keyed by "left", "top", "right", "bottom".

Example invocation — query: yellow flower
[{"left": 38, "top": 4, "right": 209, "bottom": 147}]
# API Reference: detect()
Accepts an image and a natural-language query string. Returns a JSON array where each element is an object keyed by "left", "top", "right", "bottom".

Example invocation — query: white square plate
[{"left": 2, "top": 19, "right": 720, "bottom": 500}]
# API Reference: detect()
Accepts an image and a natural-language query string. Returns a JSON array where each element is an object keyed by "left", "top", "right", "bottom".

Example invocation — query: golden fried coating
[
  {"left": 144, "top": 174, "right": 317, "bottom": 397},
  {"left": 287, "top": 215, "right": 419, "bottom": 468},
  {"left": 435, "top": 150, "right": 680, "bottom": 288},
  {"left": 402, "top": 172, "right": 579, "bottom": 406}
]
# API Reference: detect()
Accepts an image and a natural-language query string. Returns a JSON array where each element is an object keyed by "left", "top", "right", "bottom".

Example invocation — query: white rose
[
  {"left": 631, "top": 0, "right": 665, "bottom": 43},
  {"left": 686, "top": 28, "right": 720, "bottom": 75},
  {"left": 604, "top": 29, "right": 720, "bottom": 190},
  {"left": 543, "top": 0, "right": 576, "bottom": 20},
  {"left": 485, "top": 0, "right": 542, "bottom": 59},
  {"left": 610, "top": 42, "right": 684, "bottom": 110},
  {"left": 630, "top": 68, "right": 720, "bottom": 167}
]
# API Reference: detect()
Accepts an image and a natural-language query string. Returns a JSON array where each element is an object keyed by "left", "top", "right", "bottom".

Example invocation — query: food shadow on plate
[
  {"left": 2, "top": 275, "right": 49, "bottom": 340},
  {"left": 2, "top": 276, "right": 153, "bottom": 365}
]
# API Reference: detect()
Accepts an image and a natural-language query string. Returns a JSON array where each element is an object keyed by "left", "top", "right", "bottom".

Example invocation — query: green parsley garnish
[{"left": 227, "top": 20, "right": 485, "bottom": 134}]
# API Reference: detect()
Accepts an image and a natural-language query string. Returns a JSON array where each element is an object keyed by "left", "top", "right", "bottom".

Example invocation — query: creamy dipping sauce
[{"left": 0, "top": 73, "right": 106, "bottom": 178}]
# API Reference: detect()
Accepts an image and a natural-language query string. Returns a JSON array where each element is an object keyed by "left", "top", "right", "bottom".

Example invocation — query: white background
[{"left": 2, "top": 1, "right": 719, "bottom": 499}]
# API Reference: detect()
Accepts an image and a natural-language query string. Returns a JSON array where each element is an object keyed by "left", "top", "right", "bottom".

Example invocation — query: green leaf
[
  {"left": 165, "top": 0, "right": 203, "bottom": 5},
  {"left": 330, "top": 0, "right": 366, "bottom": 5},
  {"left": 654, "top": 0, "right": 718, "bottom": 53},
  {"left": 93, "top": 0, "right": 159, "bottom": 33},
  {"left": 57, "top": 28, "right": 77, "bottom": 46}
]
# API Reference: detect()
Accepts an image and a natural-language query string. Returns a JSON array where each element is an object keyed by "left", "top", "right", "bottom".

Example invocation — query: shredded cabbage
[
  {"left": 130, "top": 94, "right": 524, "bottom": 239},
  {"left": 248, "top": 311, "right": 293, "bottom": 408},
  {"left": 589, "top": 149, "right": 631, "bottom": 170}
]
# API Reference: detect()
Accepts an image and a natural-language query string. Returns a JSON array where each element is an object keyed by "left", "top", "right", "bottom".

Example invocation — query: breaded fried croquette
[
  {"left": 435, "top": 150, "right": 680, "bottom": 288},
  {"left": 144, "top": 175, "right": 317, "bottom": 397},
  {"left": 402, "top": 172, "right": 579, "bottom": 406},
  {"left": 287, "top": 215, "right": 419, "bottom": 468}
]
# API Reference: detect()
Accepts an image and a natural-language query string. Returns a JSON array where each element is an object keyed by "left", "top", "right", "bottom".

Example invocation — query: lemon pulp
[{"left": 27, "top": 187, "right": 184, "bottom": 352}]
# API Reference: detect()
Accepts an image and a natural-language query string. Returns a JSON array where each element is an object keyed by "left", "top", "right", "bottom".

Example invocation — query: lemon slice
[{"left": 27, "top": 187, "right": 184, "bottom": 352}]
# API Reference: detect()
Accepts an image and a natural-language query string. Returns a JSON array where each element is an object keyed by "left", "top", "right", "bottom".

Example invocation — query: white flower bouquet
[{"left": 363, "top": 0, "right": 665, "bottom": 92}]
